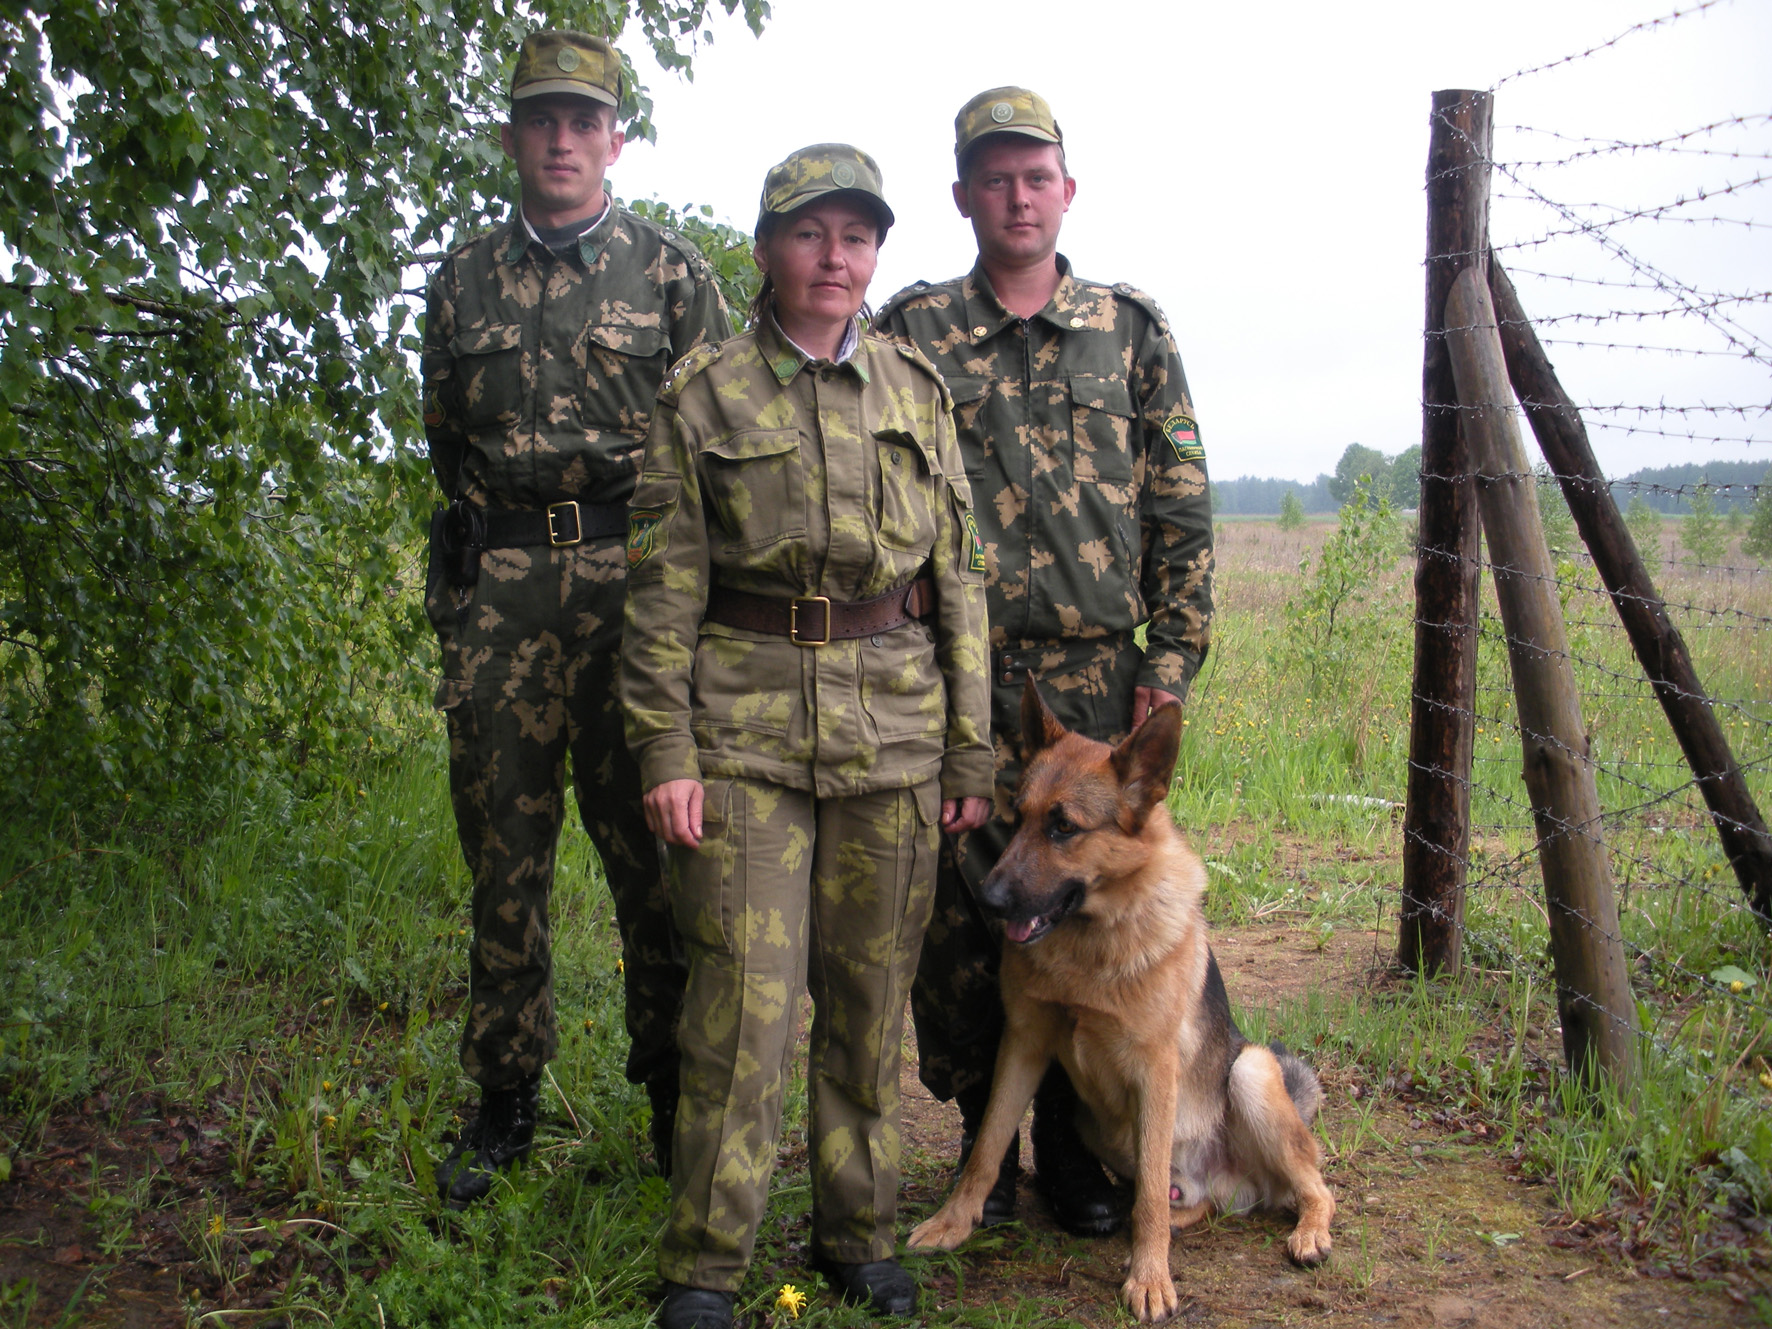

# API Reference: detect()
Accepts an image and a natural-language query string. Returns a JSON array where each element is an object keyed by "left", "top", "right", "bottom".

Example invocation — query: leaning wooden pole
[
  {"left": 1489, "top": 259, "right": 1772, "bottom": 921},
  {"left": 1446, "top": 267, "right": 1639, "bottom": 1092},
  {"left": 1400, "top": 90, "right": 1487, "bottom": 976}
]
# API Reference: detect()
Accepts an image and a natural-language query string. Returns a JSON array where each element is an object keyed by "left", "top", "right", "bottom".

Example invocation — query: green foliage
[
  {"left": 1276, "top": 488, "right": 1306, "bottom": 531},
  {"left": 1626, "top": 491, "right": 1664, "bottom": 577},
  {"left": 0, "top": 0, "right": 769, "bottom": 814},
  {"left": 1283, "top": 476, "right": 1400, "bottom": 692},
  {"left": 1388, "top": 444, "right": 1422, "bottom": 510},
  {"left": 1743, "top": 471, "right": 1772, "bottom": 564},
  {"left": 1681, "top": 479, "right": 1728, "bottom": 568},
  {"left": 1328, "top": 443, "right": 1388, "bottom": 507},
  {"left": 1534, "top": 463, "right": 1577, "bottom": 557}
]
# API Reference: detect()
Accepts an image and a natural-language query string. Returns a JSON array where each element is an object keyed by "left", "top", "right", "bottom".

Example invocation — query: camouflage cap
[
  {"left": 755, "top": 143, "right": 895, "bottom": 238},
  {"left": 510, "top": 30, "right": 622, "bottom": 108},
  {"left": 954, "top": 86, "right": 1063, "bottom": 161}
]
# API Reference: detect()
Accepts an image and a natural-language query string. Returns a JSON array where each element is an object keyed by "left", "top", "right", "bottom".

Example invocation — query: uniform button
[
  {"left": 1070, "top": 316, "right": 1084, "bottom": 328},
  {"left": 871, "top": 635, "right": 883, "bottom": 647},
  {"left": 1002, "top": 672, "right": 1015, "bottom": 683},
  {"left": 972, "top": 325, "right": 987, "bottom": 337}
]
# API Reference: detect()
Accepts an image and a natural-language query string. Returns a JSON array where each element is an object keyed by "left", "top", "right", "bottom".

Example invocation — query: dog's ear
[
  {"left": 1020, "top": 674, "right": 1067, "bottom": 759},
  {"left": 1110, "top": 702, "right": 1183, "bottom": 822}
]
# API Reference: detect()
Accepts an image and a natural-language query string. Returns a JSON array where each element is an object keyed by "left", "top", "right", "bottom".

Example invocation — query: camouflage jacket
[
  {"left": 422, "top": 200, "right": 731, "bottom": 509},
  {"left": 620, "top": 317, "right": 993, "bottom": 801},
  {"left": 873, "top": 257, "right": 1214, "bottom": 698}
]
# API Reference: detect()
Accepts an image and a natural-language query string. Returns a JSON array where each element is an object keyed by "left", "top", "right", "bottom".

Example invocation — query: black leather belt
[
  {"left": 705, "top": 578, "right": 937, "bottom": 647},
  {"left": 477, "top": 500, "right": 628, "bottom": 549}
]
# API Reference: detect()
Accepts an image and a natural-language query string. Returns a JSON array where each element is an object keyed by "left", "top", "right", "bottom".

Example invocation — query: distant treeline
[{"left": 1212, "top": 455, "right": 1767, "bottom": 516}]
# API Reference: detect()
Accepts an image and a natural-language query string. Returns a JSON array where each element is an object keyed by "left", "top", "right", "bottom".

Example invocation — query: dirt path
[{"left": 894, "top": 923, "right": 1760, "bottom": 1327}]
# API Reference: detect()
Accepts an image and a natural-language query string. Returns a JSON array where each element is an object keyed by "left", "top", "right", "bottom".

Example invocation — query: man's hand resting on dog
[
  {"left": 1132, "top": 686, "right": 1181, "bottom": 732},
  {"left": 645, "top": 782, "right": 990, "bottom": 849}
]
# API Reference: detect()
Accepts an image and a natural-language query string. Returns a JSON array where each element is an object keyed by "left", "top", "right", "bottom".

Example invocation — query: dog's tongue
[{"left": 1005, "top": 917, "right": 1040, "bottom": 944}]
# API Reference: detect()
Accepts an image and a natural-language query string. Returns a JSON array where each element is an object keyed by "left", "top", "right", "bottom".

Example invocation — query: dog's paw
[
  {"left": 1287, "top": 1222, "right": 1332, "bottom": 1266},
  {"left": 1121, "top": 1268, "right": 1179, "bottom": 1323},
  {"left": 908, "top": 1210, "right": 976, "bottom": 1252}
]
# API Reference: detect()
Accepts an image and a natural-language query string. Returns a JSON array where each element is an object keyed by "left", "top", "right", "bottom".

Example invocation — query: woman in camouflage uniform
[{"left": 620, "top": 145, "right": 993, "bottom": 1328}]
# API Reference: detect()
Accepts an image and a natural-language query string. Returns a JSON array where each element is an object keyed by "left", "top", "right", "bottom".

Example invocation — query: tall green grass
[{"left": 1, "top": 510, "right": 1767, "bottom": 1322}]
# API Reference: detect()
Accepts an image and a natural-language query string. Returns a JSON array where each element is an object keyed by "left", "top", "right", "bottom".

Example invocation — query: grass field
[{"left": 1, "top": 511, "right": 1768, "bottom": 1326}]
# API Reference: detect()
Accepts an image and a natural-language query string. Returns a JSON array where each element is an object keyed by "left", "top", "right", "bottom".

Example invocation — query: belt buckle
[
  {"left": 547, "top": 500, "right": 582, "bottom": 547},
  {"left": 790, "top": 596, "right": 831, "bottom": 647}
]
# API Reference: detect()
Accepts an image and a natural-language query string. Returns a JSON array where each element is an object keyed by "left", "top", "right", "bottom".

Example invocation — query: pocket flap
[
  {"left": 1069, "top": 373, "right": 1135, "bottom": 417},
  {"left": 704, "top": 428, "right": 801, "bottom": 462},
  {"left": 875, "top": 428, "right": 938, "bottom": 474},
  {"left": 587, "top": 323, "right": 672, "bottom": 357},
  {"left": 450, "top": 323, "right": 522, "bottom": 357}
]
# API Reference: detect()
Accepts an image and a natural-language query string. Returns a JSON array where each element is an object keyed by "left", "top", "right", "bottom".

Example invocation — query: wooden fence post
[
  {"left": 1400, "top": 90, "right": 1487, "bottom": 975},
  {"left": 1445, "top": 267, "right": 1639, "bottom": 1092},
  {"left": 1488, "top": 260, "right": 1772, "bottom": 921}
]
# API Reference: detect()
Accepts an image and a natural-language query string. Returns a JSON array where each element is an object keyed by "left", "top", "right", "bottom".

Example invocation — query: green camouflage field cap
[
  {"left": 510, "top": 30, "right": 622, "bottom": 107},
  {"left": 954, "top": 86, "right": 1063, "bottom": 160},
  {"left": 755, "top": 143, "right": 895, "bottom": 237}
]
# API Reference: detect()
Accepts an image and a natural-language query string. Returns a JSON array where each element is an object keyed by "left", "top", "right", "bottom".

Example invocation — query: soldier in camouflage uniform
[
  {"left": 620, "top": 145, "right": 992, "bottom": 1329},
  {"left": 873, "top": 87, "right": 1215, "bottom": 1236},
  {"left": 422, "top": 30, "right": 731, "bottom": 1208}
]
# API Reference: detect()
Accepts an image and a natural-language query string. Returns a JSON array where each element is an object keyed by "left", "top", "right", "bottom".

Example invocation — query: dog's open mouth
[{"left": 1002, "top": 881, "right": 1085, "bottom": 945}]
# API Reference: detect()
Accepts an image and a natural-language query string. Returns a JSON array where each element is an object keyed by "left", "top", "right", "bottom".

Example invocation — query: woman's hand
[
  {"left": 644, "top": 779, "right": 705, "bottom": 848},
  {"left": 940, "top": 795, "right": 992, "bottom": 834}
]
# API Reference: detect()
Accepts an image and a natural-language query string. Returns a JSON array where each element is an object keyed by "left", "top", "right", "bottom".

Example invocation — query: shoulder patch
[
  {"left": 879, "top": 337, "right": 953, "bottom": 411},
  {"left": 626, "top": 509, "right": 663, "bottom": 568},
  {"left": 964, "top": 510, "right": 988, "bottom": 574},
  {"left": 659, "top": 342, "right": 723, "bottom": 403},
  {"left": 1111, "top": 282, "right": 1173, "bottom": 335},
  {"left": 1163, "top": 413, "right": 1204, "bottom": 464}
]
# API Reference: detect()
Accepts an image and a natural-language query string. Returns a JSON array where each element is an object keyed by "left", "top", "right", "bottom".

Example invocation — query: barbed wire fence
[{"left": 1399, "top": 0, "right": 1772, "bottom": 1128}]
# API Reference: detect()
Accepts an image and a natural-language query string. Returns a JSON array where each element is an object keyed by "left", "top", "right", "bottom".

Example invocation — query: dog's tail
[{"left": 1268, "top": 1042, "right": 1324, "bottom": 1126}]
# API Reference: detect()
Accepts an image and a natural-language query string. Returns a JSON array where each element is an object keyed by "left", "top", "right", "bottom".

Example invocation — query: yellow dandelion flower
[
  {"left": 1732, "top": 980, "right": 1745, "bottom": 995},
  {"left": 776, "top": 1284, "right": 807, "bottom": 1319},
  {"left": 323, "top": 1115, "right": 338, "bottom": 1130},
  {"left": 617, "top": 958, "right": 625, "bottom": 974},
  {"left": 1760, "top": 1071, "right": 1772, "bottom": 1091},
  {"left": 206, "top": 1214, "right": 224, "bottom": 1237},
  {"left": 378, "top": 1002, "right": 389, "bottom": 1012},
  {"left": 583, "top": 1018, "right": 594, "bottom": 1033},
  {"left": 322, "top": 1080, "right": 333, "bottom": 1091}
]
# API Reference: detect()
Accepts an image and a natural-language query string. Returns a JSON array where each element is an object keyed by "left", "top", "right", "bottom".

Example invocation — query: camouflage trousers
[
  {"left": 911, "top": 637, "right": 1142, "bottom": 1104},
  {"left": 427, "top": 535, "right": 686, "bottom": 1091},
  {"left": 659, "top": 777, "right": 941, "bottom": 1293}
]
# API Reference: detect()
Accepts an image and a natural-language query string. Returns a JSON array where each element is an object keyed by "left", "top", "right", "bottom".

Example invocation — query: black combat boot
[
  {"left": 434, "top": 1072, "right": 540, "bottom": 1209},
  {"left": 811, "top": 1253, "right": 918, "bottom": 1317},
  {"left": 1030, "top": 1066, "right": 1122, "bottom": 1236},
  {"left": 658, "top": 1282, "right": 734, "bottom": 1329},
  {"left": 647, "top": 1066, "right": 679, "bottom": 1178},
  {"left": 955, "top": 1084, "right": 1019, "bottom": 1227}
]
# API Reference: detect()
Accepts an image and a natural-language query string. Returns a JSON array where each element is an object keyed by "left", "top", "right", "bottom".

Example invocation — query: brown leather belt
[{"left": 705, "top": 577, "right": 937, "bottom": 647}]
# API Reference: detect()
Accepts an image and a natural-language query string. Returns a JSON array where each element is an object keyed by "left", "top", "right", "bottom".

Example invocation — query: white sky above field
[{"left": 610, "top": 0, "right": 1772, "bottom": 484}]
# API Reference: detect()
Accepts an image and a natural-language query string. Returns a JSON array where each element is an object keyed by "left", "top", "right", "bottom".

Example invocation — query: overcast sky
[{"left": 609, "top": 0, "right": 1771, "bottom": 484}]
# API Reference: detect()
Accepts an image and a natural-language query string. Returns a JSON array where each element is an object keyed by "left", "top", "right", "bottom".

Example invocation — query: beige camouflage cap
[
  {"left": 954, "top": 86, "right": 1063, "bottom": 160},
  {"left": 510, "top": 30, "right": 622, "bottom": 107},
  {"left": 755, "top": 143, "right": 895, "bottom": 237}
]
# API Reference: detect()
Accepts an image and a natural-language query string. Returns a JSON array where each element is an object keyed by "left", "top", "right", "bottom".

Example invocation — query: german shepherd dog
[{"left": 909, "top": 681, "right": 1334, "bottom": 1322}]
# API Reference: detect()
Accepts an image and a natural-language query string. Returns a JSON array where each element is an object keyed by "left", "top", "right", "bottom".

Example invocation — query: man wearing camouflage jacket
[
  {"left": 873, "top": 86, "right": 1215, "bottom": 1236},
  {"left": 421, "top": 29, "right": 730, "bottom": 1207}
]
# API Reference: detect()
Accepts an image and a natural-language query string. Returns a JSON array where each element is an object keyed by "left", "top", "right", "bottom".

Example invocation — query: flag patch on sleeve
[
  {"left": 1164, "top": 413, "right": 1204, "bottom": 464},
  {"left": 626, "top": 510, "right": 662, "bottom": 568}
]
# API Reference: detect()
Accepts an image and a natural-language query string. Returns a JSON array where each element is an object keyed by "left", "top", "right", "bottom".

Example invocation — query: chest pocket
[
  {"left": 581, "top": 324, "right": 674, "bottom": 438},
  {"left": 1068, "top": 373, "right": 1137, "bottom": 488},
  {"left": 941, "top": 374, "right": 991, "bottom": 482},
  {"left": 701, "top": 429, "right": 807, "bottom": 554},
  {"left": 874, "top": 429, "right": 940, "bottom": 552},
  {"left": 449, "top": 324, "right": 524, "bottom": 432}
]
